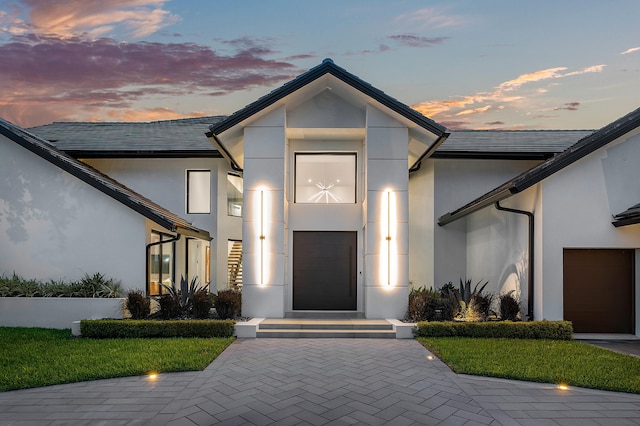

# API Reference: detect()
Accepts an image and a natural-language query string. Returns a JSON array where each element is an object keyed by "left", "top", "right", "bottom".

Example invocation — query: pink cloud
[
  {"left": 0, "top": 34, "right": 299, "bottom": 126},
  {"left": 21, "top": 0, "right": 179, "bottom": 38}
]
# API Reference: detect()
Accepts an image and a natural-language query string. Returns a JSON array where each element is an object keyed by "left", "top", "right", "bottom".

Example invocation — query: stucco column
[
  {"left": 364, "top": 105, "right": 409, "bottom": 319},
  {"left": 242, "top": 107, "right": 287, "bottom": 318}
]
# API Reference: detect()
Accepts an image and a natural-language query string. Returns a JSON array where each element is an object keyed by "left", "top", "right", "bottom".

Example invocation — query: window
[
  {"left": 186, "top": 170, "right": 210, "bottom": 214},
  {"left": 295, "top": 153, "right": 356, "bottom": 204},
  {"left": 227, "top": 173, "right": 243, "bottom": 217},
  {"left": 148, "top": 231, "right": 175, "bottom": 296}
]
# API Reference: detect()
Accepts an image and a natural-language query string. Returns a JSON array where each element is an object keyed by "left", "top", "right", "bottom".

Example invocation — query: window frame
[
  {"left": 186, "top": 169, "right": 211, "bottom": 214},
  {"left": 293, "top": 152, "right": 357, "bottom": 204}
]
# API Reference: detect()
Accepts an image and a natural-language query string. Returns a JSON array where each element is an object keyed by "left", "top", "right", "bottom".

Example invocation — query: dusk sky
[{"left": 0, "top": 0, "right": 639, "bottom": 130}]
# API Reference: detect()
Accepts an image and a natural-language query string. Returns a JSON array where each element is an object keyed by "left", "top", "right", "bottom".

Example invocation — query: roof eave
[{"left": 437, "top": 187, "right": 515, "bottom": 226}]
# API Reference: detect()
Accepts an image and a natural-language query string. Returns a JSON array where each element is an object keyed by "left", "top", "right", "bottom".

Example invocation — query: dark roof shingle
[{"left": 29, "top": 116, "right": 225, "bottom": 157}]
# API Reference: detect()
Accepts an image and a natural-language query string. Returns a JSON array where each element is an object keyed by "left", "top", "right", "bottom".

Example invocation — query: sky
[{"left": 0, "top": 0, "right": 639, "bottom": 130}]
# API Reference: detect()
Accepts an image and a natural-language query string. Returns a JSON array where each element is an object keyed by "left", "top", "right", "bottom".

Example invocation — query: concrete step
[
  {"left": 284, "top": 311, "right": 365, "bottom": 319},
  {"left": 256, "top": 319, "right": 396, "bottom": 338},
  {"left": 256, "top": 328, "right": 396, "bottom": 339}
]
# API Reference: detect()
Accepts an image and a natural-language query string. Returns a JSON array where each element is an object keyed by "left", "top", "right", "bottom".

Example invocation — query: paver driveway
[{"left": 1, "top": 339, "right": 640, "bottom": 425}]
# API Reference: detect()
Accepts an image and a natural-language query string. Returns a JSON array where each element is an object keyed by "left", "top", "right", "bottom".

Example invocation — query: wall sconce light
[
  {"left": 386, "top": 189, "right": 392, "bottom": 286},
  {"left": 259, "top": 189, "right": 265, "bottom": 286}
]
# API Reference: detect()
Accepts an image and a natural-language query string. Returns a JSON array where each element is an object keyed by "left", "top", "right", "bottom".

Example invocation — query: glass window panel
[
  {"left": 187, "top": 170, "right": 210, "bottom": 214},
  {"left": 295, "top": 154, "right": 356, "bottom": 204},
  {"left": 227, "top": 174, "right": 243, "bottom": 217}
]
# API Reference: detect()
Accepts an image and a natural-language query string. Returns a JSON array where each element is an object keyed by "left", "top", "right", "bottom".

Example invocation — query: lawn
[
  {"left": 0, "top": 327, "right": 234, "bottom": 392},
  {"left": 419, "top": 337, "right": 640, "bottom": 394}
]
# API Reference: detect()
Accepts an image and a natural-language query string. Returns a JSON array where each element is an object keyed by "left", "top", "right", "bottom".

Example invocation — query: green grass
[
  {"left": 418, "top": 337, "right": 640, "bottom": 394},
  {"left": 0, "top": 327, "right": 234, "bottom": 392}
]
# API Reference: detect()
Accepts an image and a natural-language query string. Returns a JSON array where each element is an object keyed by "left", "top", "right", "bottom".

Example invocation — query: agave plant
[{"left": 159, "top": 275, "right": 209, "bottom": 316}]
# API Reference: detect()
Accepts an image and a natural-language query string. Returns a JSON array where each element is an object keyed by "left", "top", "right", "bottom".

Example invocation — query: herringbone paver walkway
[{"left": 1, "top": 339, "right": 640, "bottom": 425}]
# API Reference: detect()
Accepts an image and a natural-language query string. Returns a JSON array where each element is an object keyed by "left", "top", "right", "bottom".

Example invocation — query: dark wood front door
[
  {"left": 563, "top": 249, "right": 634, "bottom": 333},
  {"left": 293, "top": 231, "right": 357, "bottom": 310}
]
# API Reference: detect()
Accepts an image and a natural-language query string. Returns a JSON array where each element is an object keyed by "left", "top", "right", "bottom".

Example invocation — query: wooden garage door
[
  {"left": 563, "top": 249, "right": 634, "bottom": 333},
  {"left": 293, "top": 231, "right": 357, "bottom": 310}
]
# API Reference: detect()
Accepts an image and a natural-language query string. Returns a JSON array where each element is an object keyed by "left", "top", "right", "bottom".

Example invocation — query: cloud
[
  {"left": 412, "top": 64, "right": 606, "bottom": 128},
  {"left": 105, "top": 107, "right": 206, "bottom": 122},
  {"left": 387, "top": 34, "right": 449, "bottom": 48},
  {"left": 0, "top": 34, "right": 299, "bottom": 126},
  {"left": 345, "top": 44, "right": 391, "bottom": 56},
  {"left": 554, "top": 102, "right": 580, "bottom": 111},
  {"left": 485, "top": 121, "right": 504, "bottom": 126},
  {"left": 563, "top": 64, "right": 606, "bottom": 76},
  {"left": 497, "top": 67, "right": 567, "bottom": 91},
  {"left": 456, "top": 105, "right": 491, "bottom": 116},
  {"left": 394, "top": 7, "right": 466, "bottom": 29},
  {"left": 19, "top": 0, "right": 179, "bottom": 38},
  {"left": 621, "top": 47, "right": 640, "bottom": 55}
]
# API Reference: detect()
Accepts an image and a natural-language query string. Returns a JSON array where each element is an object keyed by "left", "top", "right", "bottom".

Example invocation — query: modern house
[{"left": 1, "top": 59, "right": 639, "bottom": 334}]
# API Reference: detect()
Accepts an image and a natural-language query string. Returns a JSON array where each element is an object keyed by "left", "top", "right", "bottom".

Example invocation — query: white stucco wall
[
  {"left": 408, "top": 159, "right": 434, "bottom": 289},
  {"left": 0, "top": 135, "right": 145, "bottom": 289},
  {"left": 409, "top": 158, "right": 540, "bottom": 290},
  {"left": 465, "top": 186, "right": 539, "bottom": 316},
  {"left": 538, "top": 129, "right": 640, "bottom": 326},
  {"left": 85, "top": 157, "right": 240, "bottom": 291}
]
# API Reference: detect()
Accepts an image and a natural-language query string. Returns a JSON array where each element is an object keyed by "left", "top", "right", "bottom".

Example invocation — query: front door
[{"left": 293, "top": 231, "right": 357, "bottom": 310}]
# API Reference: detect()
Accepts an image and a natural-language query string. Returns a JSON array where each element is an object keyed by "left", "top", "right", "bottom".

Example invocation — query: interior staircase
[{"left": 227, "top": 241, "right": 242, "bottom": 288}]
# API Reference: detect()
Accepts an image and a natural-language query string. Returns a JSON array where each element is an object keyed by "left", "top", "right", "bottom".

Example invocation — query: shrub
[
  {"left": 214, "top": 289, "right": 242, "bottom": 319},
  {"left": 191, "top": 289, "right": 213, "bottom": 319},
  {"left": 466, "top": 293, "right": 494, "bottom": 321},
  {"left": 499, "top": 290, "right": 521, "bottom": 321},
  {"left": 159, "top": 276, "right": 208, "bottom": 317},
  {"left": 126, "top": 290, "right": 151, "bottom": 319},
  {"left": 0, "top": 273, "right": 122, "bottom": 298},
  {"left": 158, "top": 294, "right": 181, "bottom": 319},
  {"left": 80, "top": 319, "right": 236, "bottom": 338},
  {"left": 406, "top": 286, "right": 454, "bottom": 322},
  {"left": 414, "top": 320, "right": 573, "bottom": 340}
]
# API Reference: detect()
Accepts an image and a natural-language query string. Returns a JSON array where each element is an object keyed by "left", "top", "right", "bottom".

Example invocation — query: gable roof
[
  {"left": 29, "top": 116, "right": 225, "bottom": 158},
  {"left": 207, "top": 58, "right": 449, "bottom": 171},
  {"left": 0, "top": 118, "right": 210, "bottom": 240},
  {"left": 438, "top": 106, "right": 640, "bottom": 225}
]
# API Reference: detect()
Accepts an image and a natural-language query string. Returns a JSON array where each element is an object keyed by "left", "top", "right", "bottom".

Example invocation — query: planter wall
[{"left": 0, "top": 298, "right": 125, "bottom": 329}]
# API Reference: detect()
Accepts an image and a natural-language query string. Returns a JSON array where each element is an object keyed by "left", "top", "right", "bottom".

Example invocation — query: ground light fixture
[
  {"left": 147, "top": 372, "right": 158, "bottom": 380},
  {"left": 557, "top": 383, "right": 570, "bottom": 391}
]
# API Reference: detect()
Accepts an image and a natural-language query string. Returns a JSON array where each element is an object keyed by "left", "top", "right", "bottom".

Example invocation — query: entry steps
[{"left": 256, "top": 318, "right": 396, "bottom": 338}]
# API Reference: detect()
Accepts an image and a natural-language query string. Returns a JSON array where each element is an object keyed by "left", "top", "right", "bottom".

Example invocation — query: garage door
[
  {"left": 293, "top": 231, "right": 357, "bottom": 310},
  {"left": 563, "top": 249, "right": 634, "bottom": 333}
]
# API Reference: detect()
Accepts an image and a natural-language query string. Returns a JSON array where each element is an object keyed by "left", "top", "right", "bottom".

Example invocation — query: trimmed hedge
[
  {"left": 80, "top": 319, "right": 235, "bottom": 338},
  {"left": 414, "top": 320, "right": 573, "bottom": 340}
]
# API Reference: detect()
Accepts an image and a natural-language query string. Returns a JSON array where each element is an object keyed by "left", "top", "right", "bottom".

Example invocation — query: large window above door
[{"left": 295, "top": 153, "right": 356, "bottom": 204}]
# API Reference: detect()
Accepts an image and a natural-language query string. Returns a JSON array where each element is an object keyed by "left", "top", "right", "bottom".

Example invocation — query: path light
[
  {"left": 148, "top": 372, "right": 158, "bottom": 380},
  {"left": 557, "top": 383, "right": 570, "bottom": 391}
]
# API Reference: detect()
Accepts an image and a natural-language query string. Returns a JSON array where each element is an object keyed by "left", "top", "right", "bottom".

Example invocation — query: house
[
  {"left": 437, "top": 107, "right": 640, "bottom": 334},
  {"left": 2, "top": 59, "right": 639, "bottom": 334},
  {"left": 0, "top": 118, "right": 211, "bottom": 292}
]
